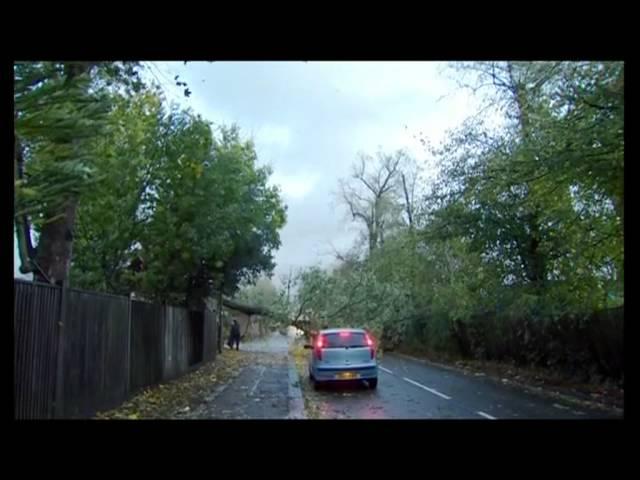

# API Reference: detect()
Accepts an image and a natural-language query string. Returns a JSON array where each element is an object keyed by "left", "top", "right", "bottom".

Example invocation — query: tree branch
[{"left": 401, "top": 172, "right": 414, "bottom": 228}]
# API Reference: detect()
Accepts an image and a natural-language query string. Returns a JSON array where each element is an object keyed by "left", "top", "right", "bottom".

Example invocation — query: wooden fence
[{"left": 14, "top": 279, "right": 218, "bottom": 419}]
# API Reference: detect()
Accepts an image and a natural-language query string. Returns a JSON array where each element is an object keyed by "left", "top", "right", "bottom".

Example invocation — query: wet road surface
[
  {"left": 183, "top": 333, "right": 620, "bottom": 419},
  {"left": 300, "top": 352, "right": 620, "bottom": 419}
]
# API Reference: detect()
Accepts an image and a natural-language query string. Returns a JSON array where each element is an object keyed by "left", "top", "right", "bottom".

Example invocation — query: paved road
[
  {"left": 181, "top": 333, "right": 620, "bottom": 419},
  {"left": 240, "top": 332, "right": 291, "bottom": 353},
  {"left": 300, "top": 352, "right": 620, "bottom": 419}
]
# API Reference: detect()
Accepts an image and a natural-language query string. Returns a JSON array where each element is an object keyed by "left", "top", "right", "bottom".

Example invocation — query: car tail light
[
  {"left": 315, "top": 335, "right": 324, "bottom": 360},
  {"left": 365, "top": 333, "right": 375, "bottom": 359}
]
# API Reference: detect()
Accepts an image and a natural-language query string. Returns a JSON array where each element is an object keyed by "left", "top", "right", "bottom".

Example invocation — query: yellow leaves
[
  {"left": 94, "top": 351, "right": 255, "bottom": 419},
  {"left": 290, "top": 342, "right": 309, "bottom": 366}
]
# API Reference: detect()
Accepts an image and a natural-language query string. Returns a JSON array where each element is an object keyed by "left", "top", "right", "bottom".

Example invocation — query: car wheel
[
  {"left": 368, "top": 378, "right": 378, "bottom": 390},
  {"left": 312, "top": 378, "right": 322, "bottom": 391}
]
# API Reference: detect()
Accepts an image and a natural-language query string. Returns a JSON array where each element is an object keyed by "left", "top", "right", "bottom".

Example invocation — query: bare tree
[
  {"left": 398, "top": 154, "right": 422, "bottom": 230},
  {"left": 339, "top": 150, "right": 405, "bottom": 255}
]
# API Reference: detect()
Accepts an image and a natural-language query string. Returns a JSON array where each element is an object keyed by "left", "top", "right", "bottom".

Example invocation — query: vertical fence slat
[
  {"left": 54, "top": 282, "right": 67, "bottom": 418},
  {"left": 125, "top": 293, "right": 132, "bottom": 398},
  {"left": 14, "top": 280, "right": 60, "bottom": 419}
]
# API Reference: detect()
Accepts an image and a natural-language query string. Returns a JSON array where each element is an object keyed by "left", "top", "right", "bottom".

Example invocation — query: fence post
[
  {"left": 53, "top": 280, "right": 67, "bottom": 419},
  {"left": 217, "top": 291, "right": 223, "bottom": 354},
  {"left": 161, "top": 304, "right": 168, "bottom": 381},
  {"left": 126, "top": 292, "right": 132, "bottom": 397},
  {"left": 200, "top": 309, "right": 205, "bottom": 365}
]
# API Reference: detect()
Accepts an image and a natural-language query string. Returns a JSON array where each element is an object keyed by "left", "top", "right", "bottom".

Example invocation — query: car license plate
[{"left": 336, "top": 372, "right": 359, "bottom": 380}]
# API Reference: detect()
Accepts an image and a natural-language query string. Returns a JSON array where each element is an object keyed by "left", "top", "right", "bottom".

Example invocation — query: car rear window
[{"left": 322, "top": 332, "right": 367, "bottom": 348}]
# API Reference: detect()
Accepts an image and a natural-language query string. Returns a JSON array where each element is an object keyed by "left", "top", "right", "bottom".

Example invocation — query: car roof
[{"left": 319, "top": 328, "right": 365, "bottom": 334}]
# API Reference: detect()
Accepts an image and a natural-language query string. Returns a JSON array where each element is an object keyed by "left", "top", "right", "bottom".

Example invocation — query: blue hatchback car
[{"left": 304, "top": 328, "right": 378, "bottom": 390}]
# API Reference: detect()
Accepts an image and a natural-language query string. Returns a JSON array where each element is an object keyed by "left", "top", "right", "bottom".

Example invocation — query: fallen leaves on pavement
[
  {"left": 95, "top": 350, "right": 256, "bottom": 420},
  {"left": 290, "top": 340, "right": 324, "bottom": 419}
]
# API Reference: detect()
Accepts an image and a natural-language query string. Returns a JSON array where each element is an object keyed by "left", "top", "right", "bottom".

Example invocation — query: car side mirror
[{"left": 303, "top": 344, "right": 313, "bottom": 349}]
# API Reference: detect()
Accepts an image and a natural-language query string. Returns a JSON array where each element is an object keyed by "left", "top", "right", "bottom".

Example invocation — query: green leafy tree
[
  {"left": 14, "top": 61, "right": 145, "bottom": 284},
  {"left": 69, "top": 97, "right": 287, "bottom": 310}
]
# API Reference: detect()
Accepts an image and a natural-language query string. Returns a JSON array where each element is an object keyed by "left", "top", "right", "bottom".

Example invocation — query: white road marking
[
  {"left": 477, "top": 411, "right": 497, "bottom": 420},
  {"left": 402, "top": 377, "right": 452, "bottom": 400},
  {"left": 379, "top": 366, "right": 393, "bottom": 374},
  {"left": 250, "top": 366, "right": 266, "bottom": 396}
]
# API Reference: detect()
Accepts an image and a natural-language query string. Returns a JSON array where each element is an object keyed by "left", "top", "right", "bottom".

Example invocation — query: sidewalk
[
  {"left": 96, "top": 332, "right": 306, "bottom": 420},
  {"left": 183, "top": 332, "right": 306, "bottom": 419}
]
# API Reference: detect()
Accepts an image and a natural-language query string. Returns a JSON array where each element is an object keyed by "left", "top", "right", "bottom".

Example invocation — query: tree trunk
[
  {"left": 34, "top": 199, "right": 78, "bottom": 284},
  {"left": 30, "top": 62, "right": 92, "bottom": 285},
  {"left": 185, "top": 273, "right": 209, "bottom": 311},
  {"left": 401, "top": 172, "right": 414, "bottom": 229},
  {"left": 368, "top": 218, "right": 377, "bottom": 254},
  {"left": 508, "top": 62, "right": 547, "bottom": 295}
]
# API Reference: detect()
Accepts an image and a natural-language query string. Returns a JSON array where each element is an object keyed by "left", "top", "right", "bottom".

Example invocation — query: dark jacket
[{"left": 230, "top": 321, "right": 241, "bottom": 339}]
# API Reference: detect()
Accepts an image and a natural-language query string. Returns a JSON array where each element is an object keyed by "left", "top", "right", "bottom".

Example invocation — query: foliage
[
  {"left": 291, "top": 61, "right": 623, "bottom": 380},
  {"left": 70, "top": 93, "right": 287, "bottom": 307}
]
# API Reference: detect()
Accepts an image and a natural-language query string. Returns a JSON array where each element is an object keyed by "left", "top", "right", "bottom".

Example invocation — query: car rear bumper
[{"left": 311, "top": 364, "right": 378, "bottom": 381}]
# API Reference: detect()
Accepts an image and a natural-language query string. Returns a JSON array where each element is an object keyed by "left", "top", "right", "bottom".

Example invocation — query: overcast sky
[{"left": 14, "top": 61, "right": 483, "bottom": 284}]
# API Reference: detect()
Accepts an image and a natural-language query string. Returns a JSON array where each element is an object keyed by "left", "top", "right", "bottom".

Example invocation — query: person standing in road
[{"left": 230, "top": 319, "right": 241, "bottom": 350}]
